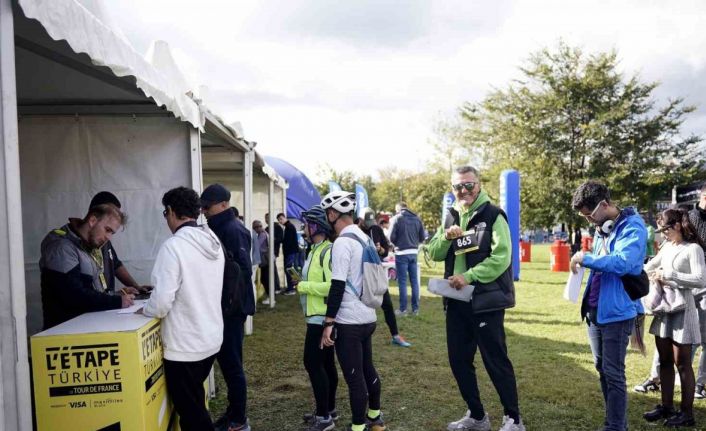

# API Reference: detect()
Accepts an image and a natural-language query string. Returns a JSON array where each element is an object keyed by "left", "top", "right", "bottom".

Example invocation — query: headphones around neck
[{"left": 597, "top": 209, "right": 622, "bottom": 236}]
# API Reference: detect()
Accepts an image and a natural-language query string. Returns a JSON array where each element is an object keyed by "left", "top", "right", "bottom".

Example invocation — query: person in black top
[
  {"left": 201, "top": 184, "right": 255, "bottom": 431},
  {"left": 278, "top": 212, "right": 300, "bottom": 295},
  {"left": 89, "top": 192, "right": 150, "bottom": 295},
  {"left": 357, "top": 208, "right": 412, "bottom": 348},
  {"left": 265, "top": 212, "right": 283, "bottom": 294}
]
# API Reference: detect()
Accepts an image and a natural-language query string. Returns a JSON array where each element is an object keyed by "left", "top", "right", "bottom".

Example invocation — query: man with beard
[{"left": 39, "top": 203, "right": 134, "bottom": 329}]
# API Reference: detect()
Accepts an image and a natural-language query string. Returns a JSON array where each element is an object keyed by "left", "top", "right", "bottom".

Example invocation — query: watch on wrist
[{"left": 323, "top": 321, "right": 335, "bottom": 328}]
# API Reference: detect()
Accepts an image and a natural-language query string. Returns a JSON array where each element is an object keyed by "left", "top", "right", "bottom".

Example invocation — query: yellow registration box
[{"left": 31, "top": 308, "right": 176, "bottom": 430}]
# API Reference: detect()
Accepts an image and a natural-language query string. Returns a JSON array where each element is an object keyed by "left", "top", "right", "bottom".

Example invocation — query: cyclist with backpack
[
  {"left": 320, "top": 191, "right": 387, "bottom": 431},
  {"left": 297, "top": 205, "right": 338, "bottom": 431},
  {"left": 201, "top": 184, "right": 255, "bottom": 431}
]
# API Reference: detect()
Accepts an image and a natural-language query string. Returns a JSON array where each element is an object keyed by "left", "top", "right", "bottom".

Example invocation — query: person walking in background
[
  {"left": 570, "top": 180, "right": 646, "bottom": 431},
  {"left": 358, "top": 208, "right": 412, "bottom": 348},
  {"left": 642, "top": 209, "right": 706, "bottom": 427},
  {"left": 390, "top": 202, "right": 425, "bottom": 316},
  {"left": 428, "top": 165, "right": 523, "bottom": 431},
  {"left": 142, "top": 187, "right": 224, "bottom": 431},
  {"left": 298, "top": 205, "right": 338, "bottom": 431},
  {"left": 279, "top": 212, "right": 300, "bottom": 295},
  {"left": 688, "top": 185, "right": 706, "bottom": 400}
]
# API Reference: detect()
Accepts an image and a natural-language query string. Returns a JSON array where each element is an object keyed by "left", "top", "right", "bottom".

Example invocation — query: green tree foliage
[
  {"left": 315, "top": 164, "right": 450, "bottom": 230},
  {"left": 457, "top": 43, "right": 704, "bottom": 234}
]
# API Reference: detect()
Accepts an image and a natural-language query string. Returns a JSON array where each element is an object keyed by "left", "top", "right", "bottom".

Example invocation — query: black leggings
[
  {"left": 304, "top": 324, "right": 338, "bottom": 417},
  {"left": 335, "top": 323, "right": 381, "bottom": 426},
  {"left": 381, "top": 290, "right": 399, "bottom": 337},
  {"left": 655, "top": 336, "right": 695, "bottom": 416}
]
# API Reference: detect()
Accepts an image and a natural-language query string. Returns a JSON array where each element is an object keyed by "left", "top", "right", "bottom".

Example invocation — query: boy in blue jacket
[{"left": 570, "top": 180, "right": 646, "bottom": 431}]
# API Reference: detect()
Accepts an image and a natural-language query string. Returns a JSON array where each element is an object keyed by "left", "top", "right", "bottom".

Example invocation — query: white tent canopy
[{"left": 0, "top": 1, "right": 287, "bottom": 429}]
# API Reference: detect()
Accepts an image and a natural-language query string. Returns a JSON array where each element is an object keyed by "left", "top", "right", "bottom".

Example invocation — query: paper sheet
[
  {"left": 117, "top": 300, "right": 147, "bottom": 314},
  {"left": 428, "top": 278, "right": 475, "bottom": 302},
  {"left": 564, "top": 268, "right": 585, "bottom": 303}
]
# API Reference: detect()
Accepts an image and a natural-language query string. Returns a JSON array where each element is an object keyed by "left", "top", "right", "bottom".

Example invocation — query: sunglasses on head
[{"left": 452, "top": 182, "right": 476, "bottom": 192}]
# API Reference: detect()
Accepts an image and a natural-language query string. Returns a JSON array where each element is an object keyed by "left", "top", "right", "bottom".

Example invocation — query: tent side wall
[
  {"left": 19, "top": 115, "right": 193, "bottom": 335},
  {"left": 0, "top": 0, "right": 32, "bottom": 429}
]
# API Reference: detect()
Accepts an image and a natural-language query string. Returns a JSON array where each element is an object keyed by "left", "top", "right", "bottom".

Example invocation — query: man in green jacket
[{"left": 427, "top": 165, "right": 524, "bottom": 431}]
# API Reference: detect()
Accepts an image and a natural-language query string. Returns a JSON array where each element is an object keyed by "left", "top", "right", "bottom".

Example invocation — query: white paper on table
[
  {"left": 428, "top": 278, "right": 475, "bottom": 302},
  {"left": 563, "top": 268, "right": 585, "bottom": 303},
  {"left": 117, "top": 299, "right": 146, "bottom": 314}
]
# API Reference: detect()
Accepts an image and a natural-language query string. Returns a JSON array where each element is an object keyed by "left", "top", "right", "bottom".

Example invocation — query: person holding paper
[
  {"left": 427, "top": 165, "right": 523, "bottom": 431},
  {"left": 570, "top": 180, "right": 646, "bottom": 431}
]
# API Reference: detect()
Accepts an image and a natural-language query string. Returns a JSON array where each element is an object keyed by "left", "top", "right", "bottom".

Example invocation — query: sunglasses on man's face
[{"left": 452, "top": 182, "right": 476, "bottom": 192}]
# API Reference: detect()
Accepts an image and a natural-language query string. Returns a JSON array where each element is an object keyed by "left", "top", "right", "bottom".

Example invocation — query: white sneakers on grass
[{"left": 447, "top": 411, "right": 526, "bottom": 431}]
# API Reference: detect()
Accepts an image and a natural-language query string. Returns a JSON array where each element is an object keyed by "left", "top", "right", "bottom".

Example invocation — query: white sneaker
[
  {"left": 498, "top": 415, "right": 525, "bottom": 431},
  {"left": 262, "top": 298, "right": 271, "bottom": 305},
  {"left": 447, "top": 410, "right": 490, "bottom": 431}
]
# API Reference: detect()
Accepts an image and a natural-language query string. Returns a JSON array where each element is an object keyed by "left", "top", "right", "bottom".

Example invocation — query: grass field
[{"left": 210, "top": 245, "right": 706, "bottom": 430}]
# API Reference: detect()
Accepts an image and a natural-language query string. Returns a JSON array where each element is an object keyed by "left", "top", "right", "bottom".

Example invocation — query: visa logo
[{"left": 69, "top": 401, "right": 86, "bottom": 408}]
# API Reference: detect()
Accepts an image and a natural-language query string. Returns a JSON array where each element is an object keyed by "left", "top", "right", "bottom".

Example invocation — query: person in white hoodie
[{"left": 142, "top": 186, "right": 225, "bottom": 431}]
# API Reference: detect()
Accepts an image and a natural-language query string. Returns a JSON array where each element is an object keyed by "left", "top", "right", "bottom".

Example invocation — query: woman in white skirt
[{"left": 643, "top": 208, "right": 706, "bottom": 427}]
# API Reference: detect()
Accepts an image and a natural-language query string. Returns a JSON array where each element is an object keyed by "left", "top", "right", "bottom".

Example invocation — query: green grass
[{"left": 211, "top": 245, "right": 706, "bottom": 430}]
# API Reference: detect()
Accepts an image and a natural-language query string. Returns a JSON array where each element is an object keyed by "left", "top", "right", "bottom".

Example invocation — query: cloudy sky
[{"left": 99, "top": 0, "right": 706, "bottom": 181}]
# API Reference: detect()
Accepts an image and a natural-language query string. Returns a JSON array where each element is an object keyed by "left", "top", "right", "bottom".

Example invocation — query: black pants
[
  {"left": 304, "top": 323, "right": 338, "bottom": 416},
  {"left": 260, "top": 262, "right": 281, "bottom": 293},
  {"left": 446, "top": 300, "right": 520, "bottom": 421},
  {"left": 381, "top": 289, "right": 399, "bottom": 337},
  {"left": 164, "top": 354, "right": 217, "bottom": 431},
  {"left": 218, "top": 313, "right": 247, "bottom": 424},
  {"left": 335, "top": 323, "right": 381, "bottom": 425}
]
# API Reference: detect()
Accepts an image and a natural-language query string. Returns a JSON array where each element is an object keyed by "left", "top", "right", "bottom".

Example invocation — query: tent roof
[{"left": 264, "top": 156, "right": 320, "bottom": 219}]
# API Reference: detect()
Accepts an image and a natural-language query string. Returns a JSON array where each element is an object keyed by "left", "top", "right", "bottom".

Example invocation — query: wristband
[{"left": 322, "top": 321, "right": 335, "bottom": 328}]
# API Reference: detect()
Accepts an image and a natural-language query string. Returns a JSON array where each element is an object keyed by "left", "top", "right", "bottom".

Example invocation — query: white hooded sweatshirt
[{"left": 144, "top": 224, "right": 225, "bottom": 361}]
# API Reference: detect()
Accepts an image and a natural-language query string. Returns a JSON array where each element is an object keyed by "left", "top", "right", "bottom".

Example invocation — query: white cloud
[{"left": 100, "top": 0, "right": 706, "bottom": 181}]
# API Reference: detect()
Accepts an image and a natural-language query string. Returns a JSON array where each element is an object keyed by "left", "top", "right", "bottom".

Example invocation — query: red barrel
[
  {"left": 520, "top": 241, "right": 531, "bottom": 262},
  {"left": 581, "top": 236, "right": 593, "bottom": 252},
  {"left": 550, "top": 240, "right": 570, "bottom": 272}
]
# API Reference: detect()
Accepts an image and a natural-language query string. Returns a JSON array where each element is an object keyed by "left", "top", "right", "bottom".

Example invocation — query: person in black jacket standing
[
  {"left": 201, "top": 184, "right": 255, "bottom": 431},
  {"left": 358, "top": 208, "right": 412, "bottom": 348},
  {"left": 278, "top": 212, "right": 300, "bottom": 295}
]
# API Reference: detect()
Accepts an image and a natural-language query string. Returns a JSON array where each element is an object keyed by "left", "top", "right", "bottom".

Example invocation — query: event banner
[
  {"left": 31, "top": 311, "right": 177, "bottom": 431},
  {"left": 355, "top": 184, "right": 369, "bottom": 218}
]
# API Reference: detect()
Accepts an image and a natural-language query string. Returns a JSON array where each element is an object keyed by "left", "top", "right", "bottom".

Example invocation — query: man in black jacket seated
[
  {"left": 201, "top": 183, "right": 254, "bottom": 431},
  {"left": 39, "top": 204, "right": 134, "bottom": 329}
]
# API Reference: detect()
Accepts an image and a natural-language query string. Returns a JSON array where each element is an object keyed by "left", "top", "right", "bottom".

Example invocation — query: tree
[{"left": 456, "top": 42, "right": 704, "bottom": 235}]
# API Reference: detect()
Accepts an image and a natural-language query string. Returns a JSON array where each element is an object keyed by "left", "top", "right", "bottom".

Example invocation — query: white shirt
[{"left": 331, "top": 224, "right": 377, "bottom": 325}]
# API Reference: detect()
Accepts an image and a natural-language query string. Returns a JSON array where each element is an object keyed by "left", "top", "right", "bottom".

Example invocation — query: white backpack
[{"left": 340, "top": 233, "right": 388, "bottom": 308}]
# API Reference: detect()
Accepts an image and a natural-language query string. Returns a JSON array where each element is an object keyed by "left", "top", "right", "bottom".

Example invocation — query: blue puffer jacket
[{"left": 581, "top": 207, "right": 646, "bottom": 324}]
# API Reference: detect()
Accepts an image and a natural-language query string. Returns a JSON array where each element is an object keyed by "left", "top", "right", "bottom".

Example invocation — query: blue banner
[
  {"left": 328, "top": 181, "right": 342, "bottom": 193},
  {"left": 499, "top": 170, "right": 521, "bottom": 281},
  {"left": 441, "top": 192, "right": 455, "bottom": 225},
  {"left": 355, "top": 184, "right": 369, "bottom": 218}
]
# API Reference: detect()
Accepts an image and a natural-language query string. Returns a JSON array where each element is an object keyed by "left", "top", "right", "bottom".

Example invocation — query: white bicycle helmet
[{"left": 321, "top": 191, "right": 356, "bottom": 213}]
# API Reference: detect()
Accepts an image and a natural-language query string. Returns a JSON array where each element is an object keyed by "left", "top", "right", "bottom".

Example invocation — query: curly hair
[
  {"left": 162, "top": 187, "right": 200, "bottom": 219},
  {"left": 572, "top": 180, "right": 611, "bottom": 211}
]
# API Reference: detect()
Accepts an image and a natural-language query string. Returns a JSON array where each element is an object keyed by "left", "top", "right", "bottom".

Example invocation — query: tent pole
[
  {"left": 0, "top": 0, "right": 32, "bottom": 428},
  {"left": 268, "top": 180, "right": 275, "bottom": 308},
  {"left": 243, "top": 150, "right": 254, "bottom": 334}
]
